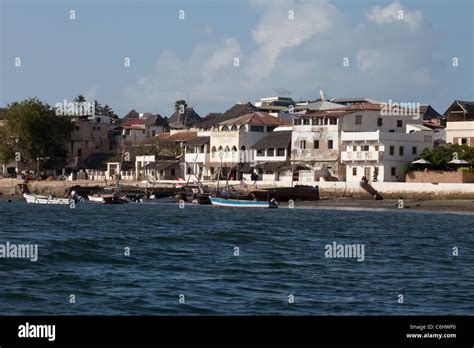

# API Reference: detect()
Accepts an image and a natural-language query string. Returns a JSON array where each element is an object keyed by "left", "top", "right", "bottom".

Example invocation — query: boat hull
[
  {"left": 23, "top": 193, "right": 71, "bottom": 205},
  {"left": 210, "top": 197, "right": 278, "bottom": 208}
]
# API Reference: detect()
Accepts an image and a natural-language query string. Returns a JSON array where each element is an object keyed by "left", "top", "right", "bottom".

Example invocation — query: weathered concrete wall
[{"left": 406, "top": 170, "right": 474, "bottom": 183}]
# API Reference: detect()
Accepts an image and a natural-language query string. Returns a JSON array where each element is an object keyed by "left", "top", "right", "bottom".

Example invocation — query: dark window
[
  {"left": 412, "top": 146, "right": 417, "bottom": 155},
  {"left": 152, "top": 130, "right": 156, "bottom": 137},
  {"left": 294, "top": 119, "right": 302, "bottom": 125},
  {"left": 171, "top": 169, "right": 176, "bottom": 177},
  {"left": 377, "top": 118, "right": 382, "bottom": 126},
  {"left": 267, "top": 126, "right": 276, "bottom": 132},
  {"left": 461, "top": 138, "right": 468, "bottom": 145},
  {"left": 303, "top": 118, "right": 310, "bottom": 125},
  {"left": 355, "top": 115, "right": 362, "bottom": 125},
  {"left": 277, "top": 148, "right": 285, "bottom": 156},
  {"left": 399, "top": 146, "right": 404, "bottom": 156},
  {"left": 324, "top": 118, "right": 329, "bottom": 125},
  {"left": 389, "top": 146, "right": 395, "bottom": 155},
  {"left": 250, "top": 125, "right": 264, "bottom": 132},
  {"left": 77, "top": 149, "right": 82, "bottom": 157},
  {"left": 391, "top": 167, "right": 396, "bottom": 176},
  {"left": 397, "top": 120, "right": 403, "bottom": 127},
  {"left": 352, "top": 167, "right": 357, "bottom": 176},
  {"left": 362, "top": 145, "right": 369, "bottom": 151},
  {"left": 267, "top": 148, "right": 274, "bottom": 156},
  {"left": 328, "top": 140, "right": 333, "bottom": 149},
  {"left": 300, "top": 140, "right": 306, "bottom": 149},
  {"left": 313, "top": 140, "right": 319, "bottom": 149},
  {"left": 256, "top": 149, "right": 265, "bottom": 156},
  {"left": 329, "top": 118, "right": 337, "bottom": 125},
  {"left": 75, "top": 126, "right": 80, "bottom": 131}
]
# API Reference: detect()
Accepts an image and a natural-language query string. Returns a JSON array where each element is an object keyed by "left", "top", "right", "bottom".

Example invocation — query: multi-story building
[
  {"left": 69, "top": 115, "right": 111, "bottom": 163},
  {"left": 207, "top": 111, "right": 285, "bottom": 179},
  {"left": 444, "top": 100, "right": 474, "bottom": 146},
  {"left": 341, "top": 124, "right": 434, "bottom": 182},
  {"left": 291, "top": 104, "right": 429, "bottom": 181}
]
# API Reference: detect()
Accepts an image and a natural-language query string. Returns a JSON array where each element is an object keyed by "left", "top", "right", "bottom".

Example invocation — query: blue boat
[{"left": 209, "top": 196, "right": 278, "bottom": 208}]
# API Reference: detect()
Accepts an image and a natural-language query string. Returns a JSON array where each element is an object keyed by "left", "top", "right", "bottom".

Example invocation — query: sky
[{"left": 0, "top": 0, "right": 473, "bottom": 118}]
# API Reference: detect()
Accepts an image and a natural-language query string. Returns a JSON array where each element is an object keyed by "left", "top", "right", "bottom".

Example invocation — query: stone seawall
[{"left": 3, "top": 179, "right": 474, "bottom": 200}]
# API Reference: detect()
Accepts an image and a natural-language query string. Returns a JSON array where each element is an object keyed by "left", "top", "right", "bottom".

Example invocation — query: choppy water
[{"left": 0, "top": 200, "right": 473, "bottom": 315}]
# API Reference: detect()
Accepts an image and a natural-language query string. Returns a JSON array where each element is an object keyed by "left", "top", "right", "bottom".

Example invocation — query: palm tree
[{"left": 74, "top": 95, "right": 86, "bottom": 103}]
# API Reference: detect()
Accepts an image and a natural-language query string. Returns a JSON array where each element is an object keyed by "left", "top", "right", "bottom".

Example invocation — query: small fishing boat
[
  {"left": 210, "top": 196, "right": 278, "bottom": 208},
  {"left": 23, "top": 193, "right": 72, "bottom": 205},
  {"left": 87, "top": 193, "right": 128, "bottom": 204}
]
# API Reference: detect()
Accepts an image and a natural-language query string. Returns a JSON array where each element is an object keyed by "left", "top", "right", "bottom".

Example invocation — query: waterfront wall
[
  {"left": 4, "top": 178, "right": 474, "bottom": 199},
  {"left": 406, "top": 170, "right": 474, "bottom": 183}
]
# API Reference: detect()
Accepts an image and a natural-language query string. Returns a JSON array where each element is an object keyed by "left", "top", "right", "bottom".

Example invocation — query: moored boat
[
  {"left": 210, "top": 196, "right": 278, "bottom": 208},
  {"left": 23, "top": 193, "right": 72, "bottom": 205}
]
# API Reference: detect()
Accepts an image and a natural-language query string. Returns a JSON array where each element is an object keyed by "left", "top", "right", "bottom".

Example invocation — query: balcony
[{"left": 341, "top": 151, "right": 382, "bottom": 162}]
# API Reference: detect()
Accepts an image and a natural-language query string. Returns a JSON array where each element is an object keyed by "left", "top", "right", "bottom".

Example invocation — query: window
[
  {"left": 313, "top": 140, "right": 319, "bottom": 149},
  {"left": 211, "top": 146, "right": 217, "bottom": 158},
  {"left": 361, "top": 145, "right": 369, "bottom": 151},
  {"left": 300, "top": 140, "right": 306, "bottom": 149},
  {"left": 461, "top": 138, "right": 468, "bottom": 145},
  {"left": 377, "top": 118, "right": 383, "bottom": 127},
  {"left": 389, "top": 146, "right": 395, "bottom": 155},
  {"left": 239, "top": 125, "right": 246, "bottom": 132},
  {"left": 256, "top": 149, "right": 265, "bottom": 156},
  {"left": 324, "top": 118, "right": 329, "bottom": 125},
  {"left": 424, "top": 135, "right": 432, "bottom": 142},
  {"left": 375, "top": 145, "right": 379, "bottom": 151},
  {"left": 267, "top": 148, "right": 274, "bottom": 156},
  {"left": 171, "top": 169, "right": 176, "bottom": 177},
  {"left": 75, "top": 126, "right": 80, "bottom": 131},
  {"left": 277, "top": 148, "right": 285, "bottom": 156},
  {"left": 355, "top": 115, "right": 362, "bottom": 125},
  {"left": 97, "top": 127, "right": 101, "bottom": 130},
  {"left": 329, "top": 118, "right": 337, "bottom": 125},
  {"left": 267, "top": 126, "right": 276, "bottom": 132},
  {"left": 294, "top": 119, "right": 302, "bottom": 125},
  {"left": 352, "top": 167, "right": 357, "bottom": 176},
  {"left": 92, "top": 126, "right": 96, "bottom": 130},
  {"left": 225, "top": 146, "right": 230, "bottom": 153},
  {"left": 250, "top": 125, "right": 264, "bottom": 132},
  {"left": 399, "top": 146, "right": 404, "bottom": 156},
  {"left": 412, "top": 146, "right": 417, "bottom": 155},
  {"left": 328, "top": 140, "right": 334, "bottom": 149},
  {"left": 152, "top": 130, "right": 156, "bottom": 137},
  {"left": 77, "top": 149, "right": 82, "bottom": 157},
  {"left": 232, "top": 146, "right": 237, "bottom": 153},
  {"left": 391, "top": 167, "right": 396, "bottom": 176},
  {"left": 397, "top": 120, "right": 403, "bottom": 127},
  {"left": 231, "top": 125, "right": 238, "bottom": 131},
  {"left": 303, "top": 118, "right": 310, "bottom": 125}
]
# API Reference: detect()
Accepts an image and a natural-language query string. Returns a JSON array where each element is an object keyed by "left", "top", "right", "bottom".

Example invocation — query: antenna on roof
[{"left": 273, "top": 88, "right": 293, "bottom": 98}]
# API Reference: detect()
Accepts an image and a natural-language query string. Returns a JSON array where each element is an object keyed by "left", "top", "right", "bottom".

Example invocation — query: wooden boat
[
  {"left": 249, "top": 185, "right": 320, "bottom": 202},
  {"left": 23, "top": 193, "right": 72, "bottom": 205},
  {"left": 210, "top": 196, "right": 278, "bottom": 208},
  {"left": 87, "top": 193, "right": 128, "bottom": 204}
]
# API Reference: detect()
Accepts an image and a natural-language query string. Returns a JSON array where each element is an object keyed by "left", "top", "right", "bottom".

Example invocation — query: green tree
[
  {"left": 0, "top": 98, "right": 73, "bottom": 169},
  {"left": 419, "top": 144, "right": 474, "bottom": 169}
]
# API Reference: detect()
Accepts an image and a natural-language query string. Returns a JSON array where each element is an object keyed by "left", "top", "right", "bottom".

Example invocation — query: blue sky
[{"left": 1, "top": 0, "right": 473, "bottom": 117}]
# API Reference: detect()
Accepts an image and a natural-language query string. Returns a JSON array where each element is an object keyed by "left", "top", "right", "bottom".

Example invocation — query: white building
[
  {"left": 341, "top": 124, "right": 434, "bottom": 182},
  {"left": 292, "top": 104, "right": 430, "bottom": 181},
  {"left": 184, "top": 136, "right": 210, "bottom": 180}
]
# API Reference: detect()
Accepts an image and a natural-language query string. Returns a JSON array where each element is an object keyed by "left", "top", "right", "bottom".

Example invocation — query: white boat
[
  {"left": 210, "top": 196, "right": 278, "bottom": 208},
  {"left": 23, "top": 193, "right": 72, "bottom": 205}
]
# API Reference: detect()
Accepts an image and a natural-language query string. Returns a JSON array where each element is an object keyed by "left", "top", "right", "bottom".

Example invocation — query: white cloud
[
  {"left": 123, "top": 0, "right": 438, "bottom": 114},
  {"left": 367, "top": 1, "right": 423, "bottom": 30}
]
